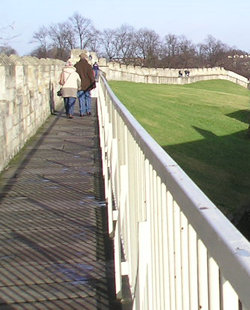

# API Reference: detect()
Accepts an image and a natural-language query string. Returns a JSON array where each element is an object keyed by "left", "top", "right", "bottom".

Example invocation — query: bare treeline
[
  {"left": 31, "top": 13, "right": 249, "bottom": 78},
  {"left": 0, "top": 23, "right": 19, "bottom": 56}
]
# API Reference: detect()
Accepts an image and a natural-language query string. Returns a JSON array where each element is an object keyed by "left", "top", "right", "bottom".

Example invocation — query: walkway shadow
[
  {"left": 49, "top": 81, "right": 58, "bottom": 115},
  {"left": 0, "top": 108, "right": 63, "bottom": 201},
  {"left": 0, "top": 101, "right": 123, "bottom": 309}
]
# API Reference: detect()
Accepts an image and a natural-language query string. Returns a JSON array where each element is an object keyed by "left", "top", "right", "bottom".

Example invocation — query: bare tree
[
  {"left": 160, "top": 34, "right": 180, "bottom": 67},
  {"left": 177, "top": 36, "right": 197, "bottom": 67},
  {"left": 198, "top": 35, "right": 229, "bottom": 67},
  {"left": 113, "top": 25, "right": 135, "bottom": 61},
  {"left": 163, "top": 34, "right": 179, "bottom": 57},
  {"left": 29, "top": 15, "right": 250, "bottom": 78},
  {"left": 69, "top": 13, "right": 95, "bottom": 49},
  {"left": 0, "top": 45, "right": 17, "bottom": 55},
  {"left": 87, "top": 29, "right": 102, "bottom": 53},
  {"left": 31, "top": 26, "right": 50, "bottom": 58},
  {"left": 0, "top": 23, "right": 19, "bottom": 55},
  {"left": 133, "top": 28, "right": 161, "bottom": 67},
  {"left": 100, "top": 25, "right": 137, "bottom": 63},
  {"left": 62, "top": 22, "right": 77, "bottom": 50},
  {"left": 32, "top": 26, "right": 49, "bottom": 50},
  {"left": 99, "top": 29, "right": 118, "bottom": 60},
  {"left": 48, "top": 23, "right": 72, "bottom": 59},
  {"left": 0, "top": 23, "right": 19, "bottom": 43},
  {"left": 31, "top": 14, "right": 98, "bottom": 59},
  {"left": 160, "top": 34, "right": 197, "bottom": 68}
]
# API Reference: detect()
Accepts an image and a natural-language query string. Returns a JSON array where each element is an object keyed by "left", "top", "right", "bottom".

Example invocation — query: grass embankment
[{"left": 109, "top": 80, "right": 250, "bottom": 228}]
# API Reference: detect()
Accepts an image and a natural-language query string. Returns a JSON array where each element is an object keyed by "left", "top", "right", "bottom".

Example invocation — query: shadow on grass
[
  {"left": 226, "top": 109, "right": 250, "bottom": 124},
  {"left": 163, "top": 110, "right": 250, "bottom": 240},
  {"left": 227, "top": 109, "right": 250, "bottom": 138}
]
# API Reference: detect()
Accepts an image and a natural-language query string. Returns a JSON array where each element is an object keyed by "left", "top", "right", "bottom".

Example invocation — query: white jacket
[{"left": 59, "top": 66, "right": 81, "bottom": 98}]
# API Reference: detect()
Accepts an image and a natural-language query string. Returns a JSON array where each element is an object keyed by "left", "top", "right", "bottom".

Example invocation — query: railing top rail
[{"left": 101, "top": 74, "right": 250, "bottom": 307}]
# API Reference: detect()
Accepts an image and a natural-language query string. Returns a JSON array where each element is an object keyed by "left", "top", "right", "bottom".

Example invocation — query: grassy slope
[{"left": 109, "top": 80, "right": 250, "bottom": 219}]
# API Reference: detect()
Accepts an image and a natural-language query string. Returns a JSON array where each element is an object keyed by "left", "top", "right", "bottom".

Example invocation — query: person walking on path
[
  {"left": 93, "top": 62, "right": 99, "bottom": 81},
  {"left": 75, "top": 52, "right": 96, "bottom": 116},
  {"left": 59, "top": 60, "right": 81, "bottom": 119}
]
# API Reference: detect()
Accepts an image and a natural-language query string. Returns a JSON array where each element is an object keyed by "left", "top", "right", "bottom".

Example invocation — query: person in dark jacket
[
  {"left": 74, "top": 52, "right": 96, "bottom": 116},
  {"left": 93, "top": 62, "right": 99, "bottom": 81}
]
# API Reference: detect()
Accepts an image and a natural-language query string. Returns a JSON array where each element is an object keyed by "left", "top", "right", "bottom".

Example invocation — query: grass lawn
[{"left": 108, "top": 80, "right": 250, "bottom": 230}]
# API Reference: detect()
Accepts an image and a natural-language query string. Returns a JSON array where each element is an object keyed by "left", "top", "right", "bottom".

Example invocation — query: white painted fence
[{"left": 96, "top": 73, "right": 250, "bottom": 310}]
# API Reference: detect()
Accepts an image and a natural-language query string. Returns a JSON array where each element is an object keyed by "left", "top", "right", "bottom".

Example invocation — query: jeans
[
  {"left": 94, "top": 69, "right": 99, "bottom": 81},
  {"left": 64, "top": 97, "right": 76, "bottom": 116},
  {"left": 78, "top": 90, "right": 91, "bottom": 115}
]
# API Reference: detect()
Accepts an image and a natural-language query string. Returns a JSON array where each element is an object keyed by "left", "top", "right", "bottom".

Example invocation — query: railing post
[{"left": 97, "top": 73, "right": 250, "bottom": 310}]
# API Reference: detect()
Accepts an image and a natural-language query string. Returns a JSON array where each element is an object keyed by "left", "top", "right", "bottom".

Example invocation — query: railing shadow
[
  {"left": 162, "top": 117, "right": 250, "bottom": 240},
  {"left": 226, "top": 109, "right": 250, "bottom": 124},
  {"left": 0, "top": 101, "right": 122, "bottom": 309}
]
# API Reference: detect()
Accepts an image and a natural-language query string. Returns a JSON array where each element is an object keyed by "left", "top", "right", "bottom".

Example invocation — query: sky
[{"left": 1, "top": 0, "right": 249, "bottom": 56}]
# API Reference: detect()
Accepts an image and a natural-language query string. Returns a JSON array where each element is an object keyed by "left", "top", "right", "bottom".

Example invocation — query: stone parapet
[
  {"left": 71, "top": 49, "right": 248, "bottom": 88},
  {"left": 1, "top": 49, "right": 248, "bottom": 172},
  {"left": 100, "top": 63, "right": 249, "bottom": 88},
  {"left": 70, "top": 49, "right": 98, "bottom": 66},
  {"left": 0, "top": 54, "right": 64, "bottom": 172}
]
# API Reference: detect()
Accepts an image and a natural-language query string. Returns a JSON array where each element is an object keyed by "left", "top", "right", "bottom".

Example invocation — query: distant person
[
  {"left": 75, "top": 52, "right": 96, "bottom": 116},
  {"left": 184, "top": 70, "right": 190, "bottom": 77},
  {"left": 178, "top": 70, "right": 183, "bottom": 77},
  {"left": 59, "top": 59, "right": 81, "bottom": 119},
  {"left": 93, "top": 62, "right": 99, "bottom": 81}
]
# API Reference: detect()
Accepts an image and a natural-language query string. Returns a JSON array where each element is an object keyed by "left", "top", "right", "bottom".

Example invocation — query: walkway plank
[{"left": 0, "top": 101, "right": 121, "bottom": 309}]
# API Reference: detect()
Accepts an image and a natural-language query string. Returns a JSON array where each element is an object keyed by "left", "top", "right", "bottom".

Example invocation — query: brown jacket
[{"left": 74, "top": 58, "right": 95, "bottom": 91}]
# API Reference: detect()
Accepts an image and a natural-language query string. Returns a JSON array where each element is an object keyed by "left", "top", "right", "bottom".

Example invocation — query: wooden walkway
[{"left": 0, "top": 100, "right": 123, "bottom": 309}]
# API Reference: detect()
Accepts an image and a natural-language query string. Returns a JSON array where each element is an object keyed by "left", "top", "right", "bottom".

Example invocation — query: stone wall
[
  {"left": 97, "top": 58, "right": 249, "bottom": 89},
  {"left": 71, "top": 49, "right": 249, "bottom": 88},
  {"left": 70, "top": 49, "right": 98, "bottom": 66},
  {"left": 1, "top": 49, "right": 248, "bottom": 172},
  {"left": 0, "top": 54, "right": 64, "bottom": 172},
  {"left": 71, "top": 50, "right": 249, "bottom": 89}
]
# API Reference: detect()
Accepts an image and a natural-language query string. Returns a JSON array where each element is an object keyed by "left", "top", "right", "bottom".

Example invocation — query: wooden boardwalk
[{"left": 0, "top": 100, "right": 122, "bottom": 309}]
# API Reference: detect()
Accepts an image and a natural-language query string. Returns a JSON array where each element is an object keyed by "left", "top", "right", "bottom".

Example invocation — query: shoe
[
  {"left": 69, "top": 115, "right": 74, "bottom": 119},
  {"left": 80, "top": 114, "right": 85, "bottom": 117},
  {"left": 87, "top": 112, "right": 91, "bottom": 116}
]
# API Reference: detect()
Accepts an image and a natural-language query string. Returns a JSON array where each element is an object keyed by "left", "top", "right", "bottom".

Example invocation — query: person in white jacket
[{"left": 59, "top": 60, "right": 81, "bottom": 119}]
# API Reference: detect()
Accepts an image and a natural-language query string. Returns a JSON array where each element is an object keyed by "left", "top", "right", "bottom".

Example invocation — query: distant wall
[
  {"left": 0, "top": 54, "right": 64, "bottom": 172},
  {"left": 98, "top": 58, "right": 249, "bottom": 89},
  {"left": 71, "top": 50, "right": 249, "bottom": 89},
  {"left": 70, "top": 49, "right": 99, "bottom": 66}
]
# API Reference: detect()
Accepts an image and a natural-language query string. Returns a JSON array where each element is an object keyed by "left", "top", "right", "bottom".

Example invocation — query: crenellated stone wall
[
  {"left": 70, "top": 49, "right": 98, "bottom": 66},
  {"left": 0, "top": 54, "right": 64, "bottom": 172},
  {"left": 1, "top": 49, "right": 248, "bottom": 173},
  {"left": 97, "top": 58, "right": 249, "bottom": 89},
  {"left": 71, "top": 50, "right": 249, "bottom": 89}
]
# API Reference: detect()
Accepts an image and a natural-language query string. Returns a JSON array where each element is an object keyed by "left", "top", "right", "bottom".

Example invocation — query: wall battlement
[
  {"left": 0, "top": 54, "right": 64, "bottom": 172},
  {"left": 71, "top": 50, "right": 249, "bottom": 89},
  {"left": 1, "top": 50, "right": 249, "bottom": 173},
  {"left": 98, "top": 58, "right": 249, "bottom": 88}
]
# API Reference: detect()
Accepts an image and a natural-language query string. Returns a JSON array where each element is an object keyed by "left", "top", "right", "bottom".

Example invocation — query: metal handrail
[{"left": 96, "top": 73, "right": 250, "bottom": 310}]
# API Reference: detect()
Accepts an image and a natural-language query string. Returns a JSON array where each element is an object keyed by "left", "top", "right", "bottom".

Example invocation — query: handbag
[
  {"left": 57, "top": 71, "right": 72, "bottom": 97},
  {"left": 57, "top": 88, "right": 62, "bottom": 96}
]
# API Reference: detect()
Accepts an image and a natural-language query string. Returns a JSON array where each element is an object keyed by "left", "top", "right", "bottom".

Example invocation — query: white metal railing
[{"left": 96, "top": 73, "right": 250, "bottom": 310}]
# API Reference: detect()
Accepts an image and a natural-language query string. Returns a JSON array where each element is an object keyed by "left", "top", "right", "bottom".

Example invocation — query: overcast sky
[{"left": 1, "top": 0, "right": 249, "bottom": 55}]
